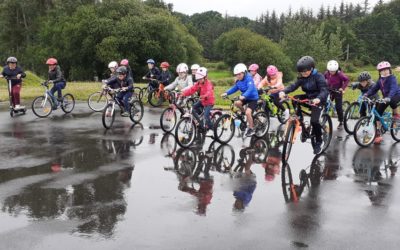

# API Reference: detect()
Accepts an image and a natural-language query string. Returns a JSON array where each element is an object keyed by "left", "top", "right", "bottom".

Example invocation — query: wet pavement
[{"left": 0, "top": 102, "right": 399, "bottom": 250}]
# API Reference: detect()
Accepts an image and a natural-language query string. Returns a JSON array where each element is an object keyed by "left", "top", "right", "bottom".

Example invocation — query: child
[
  {"left": 351, "top": 71, "right": 377, "bottom": 116},
  {"left": 190, "top": 64, "right": 200, "bottom": 82},
  {"left": 164, "top": 63, "right": 193, "bottom": 92},
  {"left": 105, "top": 66, "right": 134, "bottom": 116},
  {"left": 143, "top": 59, "right": 160, "bottom": 89},
  {"left": 248, "top": 64, "right": 262, "bottom": 88},
  {"left": 324, "top": 60, "right": 349, "bottom": 129},
  {"left": 46, "top": 58, "right": 66, "bottom": 109},
  {"left": 0, "top": 57, "right": 26, "bottom": 109},
  {"left": 120, "top": 59, "right": 133, "bottom": 81}
]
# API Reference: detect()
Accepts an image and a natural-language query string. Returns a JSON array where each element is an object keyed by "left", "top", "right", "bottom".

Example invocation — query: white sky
[{"left": 167, "top": 0, "right": 382, "bottom": 19}]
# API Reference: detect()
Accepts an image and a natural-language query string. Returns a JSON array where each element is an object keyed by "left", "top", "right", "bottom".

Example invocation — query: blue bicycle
[
  {"left": 353, "top": 97, "right": 400, "bottom": 147},
  {"left": 343, "top": 93, "right": 372, "bottom": 135},
  {"left": 324, "top": 88, "right": 350, "bottom": 118},
  {"left": 31, "top": 81, "right": 75, "bottom": 118}
]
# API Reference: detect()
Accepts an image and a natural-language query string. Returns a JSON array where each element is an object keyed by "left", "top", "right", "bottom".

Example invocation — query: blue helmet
[{"left": 147, "top": 59, "right": 155, "bottom": 64}]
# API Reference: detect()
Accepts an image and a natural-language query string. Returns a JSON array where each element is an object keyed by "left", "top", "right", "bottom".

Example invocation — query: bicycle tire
[
  {"left": 175, "top": 117, "right": 197, "bottom": 148},
  {"left": 390, "top": 119, "right": 400, "bottom": 142},
  {"left": 277, "top": 101, "right": 291, "bottom": 124},
  {"left": 160, "top": 107, "right": 177, "bottom": 132},
  {"left": 320, "top": 114, "right": 333, "bottom": 154},
  {"left": 282, "top": 121, "right": 296, "bottom": 163},
  {"left": 343, "top": 102, "right": 361, "bottom": 135},
  {"left": 129, "top": 100, "right": 144, "bottom": 123},
  {"left": 32, "top": 96, "right": 53, "bottom": 118},
  {"left": 353, "top": 116, "right": 376, "bottom": 147},
  {"left": 214, "top": 114, "right": 235, "bottom": 144},
  {"left": 253, "top": 111, "right": 270, "bottom": 138},
  {"left": 102, "top": 103, "right": 116, "bottom": 129},
  {"left": 149, "top": 89, "right": 163, "bottom": 107},
  {"left": 61, "top": 93, "right": 75, "bottom": 113},
  {"left": 88, "top": 91, "right": 108, "bottom": 112}
]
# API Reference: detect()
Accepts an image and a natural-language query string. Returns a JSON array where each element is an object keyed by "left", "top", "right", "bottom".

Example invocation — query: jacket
[
  {"left": 366, "top": 75, "right": 400, "bottom": 98},
  {"left": 165, "top": 75, "right": 193, "bottom": 91},
  {"left": 259, "top": 72, "right": 284, "bottom": 94},
  {"left": 145, "top": 67, "right": 160, "bottom": 80},
  {"left": 106, "top": 77, "right": 133, "bottom": 91},
  {"left": 324, "top": 71, "right": 349, "bottom": 90},
  {"left": 158, "top": 70, "right": 173, "bottom": 86},
  {"left": 226, "top": 73, "right": 259, "bottom": 101},
  {"left": 182, "top": 79, "right": 215, "bottom": 106},
  {"left": 284, "top": 69, "right": 328, "bottom": 102},
  {"left": 48, "top": 65, "right": 65, "bottom": 83},
  {"left": 1, "top": 66, "right": 26, "bottom": 86}
]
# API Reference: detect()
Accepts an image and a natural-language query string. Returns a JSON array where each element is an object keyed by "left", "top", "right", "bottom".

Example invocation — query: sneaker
[
  {"left": 245, "top": 128, "right": 255, "bottom": 137},
  {"left": 374, "top": 135, "right": 383, "bottom": 144},
  {"left": 121, "top": 111, "right": 130, "bottom": 117},
  {"left": 313, "top": 142, "right": 322, "bottom": 155},
  {"left": 337, "top": 122, "right": 343, "bottom": 130}
]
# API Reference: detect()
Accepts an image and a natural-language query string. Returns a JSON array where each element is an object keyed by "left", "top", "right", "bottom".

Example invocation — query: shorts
[{"left": 242, "top": 99, "right": 258, "bottom": 111}]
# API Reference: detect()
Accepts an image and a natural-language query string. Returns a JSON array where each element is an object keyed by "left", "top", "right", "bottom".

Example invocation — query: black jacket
[
  {"left": 48, "top": 65, "right": 65, "bottom": 83},
  {"left": 1, "top": 66, "right": 26, "bottom": 86},
  {"left": 284, "top": 70, "right": 328, "bottom": 102}
]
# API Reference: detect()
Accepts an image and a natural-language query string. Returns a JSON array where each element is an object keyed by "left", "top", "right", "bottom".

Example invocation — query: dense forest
[{"left": 0, "top": 0, "right": 399, "bottom": 81}]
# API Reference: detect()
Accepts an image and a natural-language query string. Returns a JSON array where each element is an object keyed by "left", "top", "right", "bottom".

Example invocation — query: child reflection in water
[
  {"left": 233, "top": 149, "right": 257, "bottom": 211},
  {"left": 263, "top": 147, "right": 281, "bottom": 182},
  {"left": 179, "top": 176, "right": 214, "bottom": 216}
]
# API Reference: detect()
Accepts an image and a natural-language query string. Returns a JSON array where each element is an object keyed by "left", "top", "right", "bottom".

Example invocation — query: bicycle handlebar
[{"left": 282, "top": 95, "right": 320, "bottom": 107}]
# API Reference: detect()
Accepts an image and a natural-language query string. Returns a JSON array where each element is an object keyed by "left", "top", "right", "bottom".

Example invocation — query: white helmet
[
  {"left": 191, "top": 64, "right": 200, "bottom": 71},
  {"left": 327, "top": 60, "right": 339, "bottom": 72},
  {"left": 176, "top": 63, "right": 189, "bottom": 73},
  {"left": 108, "top": 61, "right": 118, "bottom": 69},
  {"left": 233, "top": 63, "right": 247, "bottom": 75},
  {"left": 195, "top": 67, "right": 208, "bottom": 80}
]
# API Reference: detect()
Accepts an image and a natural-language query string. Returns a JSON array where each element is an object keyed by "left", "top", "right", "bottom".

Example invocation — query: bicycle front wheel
[
  {"left": 61, "top": 94, "right": 75, "bottom": 113},
  {"left": 160, "top": 107, "right": 177, "bottom": 132},
  {"left": 32, "top": 96, "right": 52, "bottom": 118},
  {"left": 129, "top": 100, "right": 144, "bottom": 123},
  {"left": 320, "top": 114, "right": 333, "bottom": 153},
  {"left": 88, "top": 91, "right": 108, "bottom": 112},
  {"left": 277, "top": 101, "right": 291, "bottom": 124},
  {"left": 282, "top": 121, "right": 296, "bottom": 163},
  {"left": 390, "top": 119, "right": 400, "bottom": 142},
  {"left": 254, "top": 111, "right": 270, "bottom": 138},
  {"left": 149, "top": 89, "right": 163, "bottom": 107},
  {"left": 102, "top": 103, "right": 116, "bottom": 129},
  {"left": 344, "top": 102, "right": 361, "bottom": 135},
  {"left": 175, "top": 117, "right": 196, "bottom": 148},
  {"left": 353, "top": 116, "right": 376, "bottom": 147},
  {"left": 214, "top": 114, "right": 235, "bottom": 144}
]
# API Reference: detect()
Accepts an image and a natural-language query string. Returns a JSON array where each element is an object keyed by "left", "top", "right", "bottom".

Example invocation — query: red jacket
[{"left": 182, "top": 79, "right": 215, "bottom": 106}]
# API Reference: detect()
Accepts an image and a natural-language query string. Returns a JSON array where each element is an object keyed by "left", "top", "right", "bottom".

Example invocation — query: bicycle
[
  {"left": 257, "top": 86, "right": 291, "bottom": 124},
  {"left": 324, "top": 88, "right": 350, "bottom": 118},
  {"left": 31, "top": 81, "right": 75, "bottom": 118},
  {"left": 343, "top": 93, "right": 371, "bottom": 135},
  {"left": 101, "top": 87, "right": 144, "bottom": 129},
  {"left": 174, "top": 102, "right": 223, "bottom": 148},
  {"left": 353, "top": 97, "right": 400, "bottom": 147},
  {"left": 141, "top": 78, "right": 175, "bottom": 107},
  {"left": 281, "top": 96, "right": 333, "bottom": 163},
  {"left": 213, "top": 96, "right": 270, "bottom": 144},
  {"left": 160, "top": 94, "right": 195, "bottom": 133}
]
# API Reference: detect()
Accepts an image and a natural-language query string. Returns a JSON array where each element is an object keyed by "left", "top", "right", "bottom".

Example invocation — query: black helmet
[
  {"left": 296, "top": 56, "right": 315, "bottom": 72},
  {"left": 358, "top": 71, "right": 371, "bottom": 82},
  {"left": 6, "top": 57, "right": 17, "bottom": 63},
  {"left": 116, "top": 66, "right": 127, "bottom": 75}
]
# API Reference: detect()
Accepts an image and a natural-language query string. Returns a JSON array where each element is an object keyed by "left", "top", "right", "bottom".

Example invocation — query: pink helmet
[
  {"left": 248, "top": 64, "right": 259, "bottom": 71},
  {"left": 120, "top": 59, "right": 129, "bottom": 66},
  {"left": 266, "top": 65, "right": 278, "bottom": 76},
  {"left": 377, "top": 61, "right": 391, "bottom": 71}
]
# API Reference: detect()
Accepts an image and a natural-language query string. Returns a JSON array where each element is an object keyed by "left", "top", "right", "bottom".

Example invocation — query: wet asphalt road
[{"left": 0, "top": 102, "right": 399, "bottom": 250}]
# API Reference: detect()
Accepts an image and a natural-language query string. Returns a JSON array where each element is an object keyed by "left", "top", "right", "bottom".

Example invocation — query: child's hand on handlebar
[
  {"left": 279, "top": 91, "right": 286, "bottom": 99},
  {"left": 221, "top": 93, "right": 227, "bottom": 98},
  {"left": 312, "top": 98, "right": 321, "bottom": 105}
]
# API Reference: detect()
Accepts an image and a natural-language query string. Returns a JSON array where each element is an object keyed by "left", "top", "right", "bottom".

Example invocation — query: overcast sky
[{"left": 166, "top": 0, "right": 382, "bottom": 19}]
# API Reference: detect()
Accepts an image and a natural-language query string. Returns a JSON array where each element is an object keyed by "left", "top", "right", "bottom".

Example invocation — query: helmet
[
  {"left": 195, "top": 67, "right": 208, "bottom": 80},
  {"left": 46, "top": 58, "right": 58, "bottom": 65},
  {"left": 120, "top": 59, "right": 129, "bottom": 66},
  {"left": 377, "top": 61, "right": 391, "bottom": 71},
  {"left": 116, "top": 66, "right": 127, "bottom": 75},
  {"left": 6, "top": 57, "right": 17, "bottom": 63},
  {"left": 233, "top": 63, "right": 247, "bottom": 75},
  {"left": 358, "top": 71, "right": 371, "bottom": 82},
  {"left": 108, "top": 61, "right": 118, "bottom": 69},
  {"left": 248, "top": 64, "right": 259, "bottom": 71},
  {"left": 147, "top": 59, "right": 155, "bottom": 64},
  {"left": 266, "top": 65, "right": 278, "bottom": 76},
  {"left": 191, "top": 64, "right": 200, "bottom": 70},
  {"left": 176, "top": 63, "right": 189, "bottom": 73},
  {"left": 296, "top": 56, "right": 315, "bottom": 72},
  {"left": 327, "top": 60, "right": 339, "bottom": 72},
  {"left": 160, "top": 61, "right": 170, "bottom": 68}
]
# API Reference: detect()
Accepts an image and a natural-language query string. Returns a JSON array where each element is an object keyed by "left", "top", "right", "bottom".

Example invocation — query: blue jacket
[
  {"left": 226, "top": 73, "right": 259, "bottom": 101},
  {"left": 366, "top": 75, "right": 400, "bottom": 98},
  {"left": 107, "top": 77, "right": 133, "bottom": 91},
  {"left": 1, "top": 66, "right": 26, "bottom": 86},
  {"left": 284, "top": 69, "right": 328, "bottom": 102}
]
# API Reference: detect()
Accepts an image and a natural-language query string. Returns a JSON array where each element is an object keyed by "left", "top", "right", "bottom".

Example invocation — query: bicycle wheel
[
  {"left": 214, "top": 114, "right": 235, "bottom": 144},
  {"left": 253, "top": 111, "right": 270, "bottom": 138},
  {"left": 88, "top": 91, "right": 108, "bottom": 112},
  {"left": 149, "top": 89, "right": 163, "bottom": 107},
  {"left": 164, "top": 90, "right": 175, "bottom": 104},
  {"left": 390, "top": 119, "right": 400, "bottom": 142},
  {"left": 175, "top": 117, "right": 196, "bottom": 148},
  {"left": 319, "top": 114, "right": 333, "bottom": 154},
  {"left": 129, "top": 100, "right": 144, "bottom": 123},
  {"left": 252, "top": 138, "right": 269, "bottom": 163},
  {"left": 32, "top": 96, "right": 53, "bottom": 118},
  {"left": 281, "top": 163, "right": 294, "bottom": 202},
  {"left": 282, "top": 122, "right": 296, "bottom": 163},
  {"left": 344, "top": 102, "right": 361, "bottom": 135},
  {"left": 277, "top": 101, "right": 291, "bottom": 124},
  {"left": 102, "top": 103, "right": 116, "bottom": 129},
  {"left": 61, "top": 94, "right": 75, "bottom": 113},
  {"left": 160, "top": 107, "right": 177, "bottom": 132},
  {"left": 174, "top": 148, "right": 197, "bottom": 176},
  {"left": 214, "top": 144, "right": 235, "bottom": 172},
  {"left": 353, "top": 116, "right": 376, "bottom": 147}
]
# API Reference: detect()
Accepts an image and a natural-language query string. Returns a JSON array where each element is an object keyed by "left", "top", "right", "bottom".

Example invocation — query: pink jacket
[{"left": 182, "top": 79, "right": 215, "bottom": 106}]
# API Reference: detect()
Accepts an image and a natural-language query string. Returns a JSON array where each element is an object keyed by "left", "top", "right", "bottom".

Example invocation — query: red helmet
[
  {"left": 160, "top": 61, "right": 170, "bottom": 68},
  {"left": 120, "top": 59, "right": 129, "bottom": 66},
  {"left": 46, "top": 58, "right": 58, "bottom": 65}
]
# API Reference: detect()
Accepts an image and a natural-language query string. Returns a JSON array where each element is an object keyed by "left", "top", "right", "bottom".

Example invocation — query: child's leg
[
  {"left": 334, "top": 92, "right": 344, "bottom": 123},
  {"left": 234, "top": 100, "right": 245, "bottom": 113},
  {"left": 123, "top": 92, "right": 133, "bottom": 112},
  {"left": 11, "top": 84, "right": 21, "bottom": 106},
  {"left": 192, "top": 101, "right": 203, "bottom": 127},
  {"left": 203, "top": 105, "right": 213, "bottom": 129}
]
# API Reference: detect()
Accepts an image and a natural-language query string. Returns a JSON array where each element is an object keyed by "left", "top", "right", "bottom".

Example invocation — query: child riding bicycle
[
  {"left": 164, "top": 63, "right": 193, "bottom": 92},
  {"left": 46, "top": 58, "right": 66, "bottom": 110},
  {"left": 221, "top": 63, "right": 259, "bottom": 137}
]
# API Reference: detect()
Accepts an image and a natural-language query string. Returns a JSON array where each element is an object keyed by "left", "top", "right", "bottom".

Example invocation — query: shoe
[
  {"left": 337, "top": 122, "right": 343, "bottom": 130},
  {"left": 121, "top": 111, "right": 129, "bottom": 117},
  {"left": 245, "top": 128, "right": 255, "bottom": 137},
  {"left": 313, "top": 141, "right": 322, "bottom": 155},
  {"left": 374, "top": 135, "right": 383, "bottom": 144},
  {"left": 206, "top": 129, "right": 214, "bottom": 136}
]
